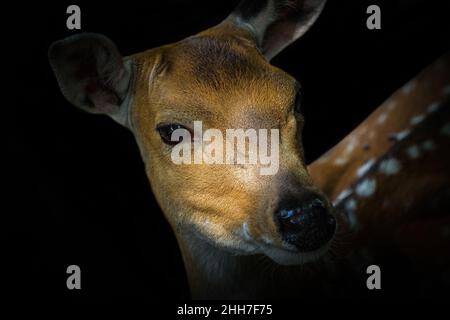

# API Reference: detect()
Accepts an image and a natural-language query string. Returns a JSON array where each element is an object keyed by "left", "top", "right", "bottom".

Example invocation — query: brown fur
[
  {"left": 125, "top": 22, "right": 326, "bottom": 298},
  {"left": 309, "top": 53, "right": 450, "bottom": 263},
  {"left": 49, "top": 2, "right": 449, "bottom": 297}
]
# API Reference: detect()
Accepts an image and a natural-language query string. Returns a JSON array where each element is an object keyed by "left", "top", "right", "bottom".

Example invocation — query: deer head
[{"left": 48, "top": 0, "right": 334, "bottom": 289}]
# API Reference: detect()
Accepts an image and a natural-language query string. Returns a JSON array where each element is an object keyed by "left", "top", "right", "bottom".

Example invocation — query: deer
[
  {"left": 309, "top": 53, "right": 450, "bottom": 297},
  {"left": 48, "top": 0, "right": 450, "bottom": 299}
]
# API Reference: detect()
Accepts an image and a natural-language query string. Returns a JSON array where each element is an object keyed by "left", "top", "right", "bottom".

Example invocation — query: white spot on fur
[
  {"left": 345, "top": 144, "right": 355, "bottom": 154},
  {"left": 344, "top": 137, "right": 358, "bottom": 154},
  {"left": 334, "top": 157, "right": 348, "bottom": 166},
  {"left": 334, "top": 189, "right": 352, "bottom": 205},
  {"left": 355, "top": 178, "right": 377, "bottom": 198},
  {"left": 441, "top": 123, "right": 450, "bottom": 136},
  {"left": 410, "top": 114, "right": 425, "bottom": 125},
  {"left": 427, "top": 102, "right": 440, "bottom": 113},
  {"left": 378, "top": 158, "right": 401, "bottom": 175},
  {"left": 396, "top": 129, "right": 410, "bottom": 141},
  {"left": 402, "top": 80, "right": 416, "bottom": 95},
  {"left": 406, "top": 145, "right": 421, "bottom": 159},
  {"left": 421, "top": 139, "right": 436, "bottom": 151},
  {"left": 347, "top": 211, "right": 359, "bottom": 230},
  {"left": 387, "top": 101, "right": 397, "bottom": 111},
  {"left": 345, "top": 199, "right": 357, "bottom": 211},
  {"left": 377, "top": 113, "right": 388, "bottom": 124},
  {"left": 357, "top": 159, "right": 376, "bottom": 177}
]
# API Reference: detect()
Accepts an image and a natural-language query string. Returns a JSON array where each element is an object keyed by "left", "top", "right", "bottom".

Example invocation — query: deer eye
[
  {"left": 156, "top": 123, "right": 189, "bottom": 145},
  {"left": 294, "top": 88, "right": 304, "bottom": 114}
]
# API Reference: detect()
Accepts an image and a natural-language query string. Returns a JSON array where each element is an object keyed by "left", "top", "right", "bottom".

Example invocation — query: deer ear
[
  {"left": 48, "top": 33, "right": 133, "bottom": 127},
  {"left": 228, "top": 0, "right": 326, "bottom": 60}
]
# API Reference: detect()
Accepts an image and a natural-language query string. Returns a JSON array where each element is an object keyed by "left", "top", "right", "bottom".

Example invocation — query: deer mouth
[
  {"left": 261, "top": 240, "right": 333, "bottom": 266},
  {"left": 242, "top": 220, "right": 336, "bottom": 266}
]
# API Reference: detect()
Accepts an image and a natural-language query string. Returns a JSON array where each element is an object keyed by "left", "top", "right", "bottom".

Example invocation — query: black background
[{"left": 5, "top": 0, "right": 450, "bottom": 299}]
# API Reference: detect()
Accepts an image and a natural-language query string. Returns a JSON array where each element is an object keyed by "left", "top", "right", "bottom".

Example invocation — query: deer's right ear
[
  {"left": 48, "top": 33, "right": 133, "bottom": 128},
  {"left": 228, "top": 0, "right": 327, "bottom": 61}
]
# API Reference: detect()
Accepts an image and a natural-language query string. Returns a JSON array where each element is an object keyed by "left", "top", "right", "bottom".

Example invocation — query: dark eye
[
  {"left": 156, "top": 123, "right": 189, "bottom": 145},
  {"left": 294, "top": 88, "right": 304, "bottom": 114}
]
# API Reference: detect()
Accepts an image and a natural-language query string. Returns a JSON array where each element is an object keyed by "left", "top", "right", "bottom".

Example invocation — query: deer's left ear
[{"left": 228, "top": 0, "right": 327, "bottom": 60}]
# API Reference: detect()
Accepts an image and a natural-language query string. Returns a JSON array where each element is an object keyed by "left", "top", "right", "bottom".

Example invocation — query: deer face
[{"left": 49, "top": 0, "right": 335, "bottom": 265}]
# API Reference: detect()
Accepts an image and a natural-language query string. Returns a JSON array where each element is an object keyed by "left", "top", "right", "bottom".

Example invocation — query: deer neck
[{"left": 176, "top": 230, "right": 310, "bottom": 299}]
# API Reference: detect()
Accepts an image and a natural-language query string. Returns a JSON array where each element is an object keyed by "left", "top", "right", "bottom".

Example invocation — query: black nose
[{"left": 276, "top": 195, "right": 336, "bottom": 252}]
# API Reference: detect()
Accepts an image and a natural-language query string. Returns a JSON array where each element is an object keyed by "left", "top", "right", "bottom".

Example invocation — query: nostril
[{"left": 326, "top": 215, "right": 336, "bottom": 226}]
